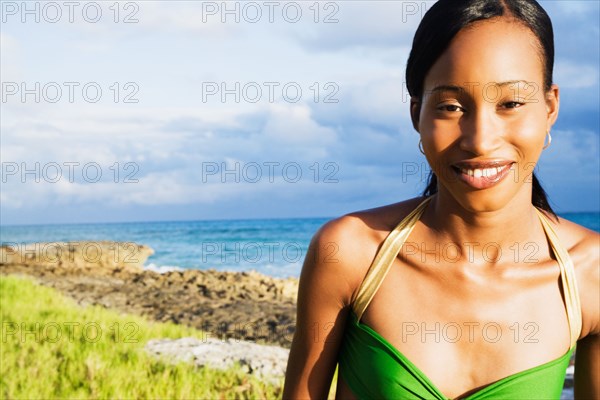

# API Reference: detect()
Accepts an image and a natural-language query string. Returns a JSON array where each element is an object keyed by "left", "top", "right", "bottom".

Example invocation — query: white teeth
[
  {"left": 482, "top": 167, "right": 496, "bottom": 177},
  {"left": 459, "top": 166, "right": 505, "bottom": 178}
]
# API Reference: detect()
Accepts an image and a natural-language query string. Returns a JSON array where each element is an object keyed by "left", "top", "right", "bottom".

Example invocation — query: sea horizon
[
  {"left": 2, "top": 210, "right": 599, "bottom": 228},
  {"left": 2, "top": 212, "right": 598, "bottom": 279},
  {"left": 0, "top": 214, "right": 334, "bottom": 228}
]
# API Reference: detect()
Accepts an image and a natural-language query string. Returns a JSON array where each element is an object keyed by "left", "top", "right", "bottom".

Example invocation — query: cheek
[
  {"left": 419, "top": 115, "right": 461, "bottom": 154},
  {"left": 505, "top": 108, "right": 548, "bottom": 157},
  {"left": 431, "top": 121, "right": 459, "bottom": 149},
  {"left": 418, "top": 118, "right": 459, "bottom": 174}
]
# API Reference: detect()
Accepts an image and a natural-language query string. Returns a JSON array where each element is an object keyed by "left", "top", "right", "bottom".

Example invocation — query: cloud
[
  {"left": 0, "top": 33, "right": 21, "bottom": 81},
  {"left": 1, "top": 99, "right": 342, "bottom": 210},
  {"left": 540, "top": 129, "right": 599, "bottom": 172},
  {"left": 285, "top": 1, "right": 431, "bottom": 52},
  {"left": 555, "top": 60, "right": 599, "bottom": 89},
  {"left": 262, "top": 103, "right": 337, "bottom": 154},
  {"left": 544, "top": 0, "right": 600, "bottom": 17},
  {"left": 544, "top": 0, "right": 599, "bottom": 66},
  {"left": 1, "top": 0, "right": 598, "bottom": 224}
]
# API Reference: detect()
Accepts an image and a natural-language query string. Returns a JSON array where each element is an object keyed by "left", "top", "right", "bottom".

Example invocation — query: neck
[{"left": 420, "top": 186, "right": 543, "bottom": 267}]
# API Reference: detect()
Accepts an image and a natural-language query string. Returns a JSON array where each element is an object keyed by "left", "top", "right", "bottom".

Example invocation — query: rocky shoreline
[
  {"left": 0, "top": 241, "right": 575, "bottom": 394},
  {"left": 0, "top": 241, "right": 299, "bottom": 348}
]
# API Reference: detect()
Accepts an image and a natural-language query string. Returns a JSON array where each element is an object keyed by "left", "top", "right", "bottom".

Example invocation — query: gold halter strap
[
  {"left": 351, "top": 196, "right": 432, "bottom": 321},
  {"left": 534, "top": 207, "right": 582, "bottom": 349},
  {"left": 351, "top": 197, "right": 582, "bottom": 350}
]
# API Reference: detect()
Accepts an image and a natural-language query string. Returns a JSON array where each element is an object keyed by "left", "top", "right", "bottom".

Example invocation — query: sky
[{"left": 1, "top": 0, "right": 599, "bottom": 226}]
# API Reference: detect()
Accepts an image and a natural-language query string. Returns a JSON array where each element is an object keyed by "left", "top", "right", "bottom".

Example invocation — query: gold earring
[
  {"left": 418, "top": 139, "right": 425, "bottom": 155},
  {"left": 543, "top": 131, "right": 552, "bottom": 150}
]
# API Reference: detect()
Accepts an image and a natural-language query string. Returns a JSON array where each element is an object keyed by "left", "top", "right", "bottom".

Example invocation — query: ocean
[
  {"left": 2, "top": 212, "right": 594, "bottom": 399},
  {"left": 1, "top": 212, "right": 598, "bottom": 279}
]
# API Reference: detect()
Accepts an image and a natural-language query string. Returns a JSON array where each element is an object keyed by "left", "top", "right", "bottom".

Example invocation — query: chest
[{"left": 359, "top": 261, "right": 572, "bottom": 398}]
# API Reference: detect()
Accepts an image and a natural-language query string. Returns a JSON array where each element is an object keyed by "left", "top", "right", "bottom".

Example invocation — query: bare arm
[
  {"left": 574, "top": 333, "right": 599, "bottom": 399},
  {"left": 574, "top": 231, "right": 600, "bottom": 399},
  {"left": 282, "top": 217, "right": 360, "bottom": 399}
]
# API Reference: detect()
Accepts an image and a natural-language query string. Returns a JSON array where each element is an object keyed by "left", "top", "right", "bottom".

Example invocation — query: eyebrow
[{"left": 428, "top": 80, "right": 531, "bottom": 95}]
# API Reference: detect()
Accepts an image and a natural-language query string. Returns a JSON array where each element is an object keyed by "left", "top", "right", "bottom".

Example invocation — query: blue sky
[{"left": 1, "top": 0, "right": 598, "bottom": 225}]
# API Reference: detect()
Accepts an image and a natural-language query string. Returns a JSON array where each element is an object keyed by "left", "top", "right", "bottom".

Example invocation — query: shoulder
[
  {"left": 552, "top": 216, "right": 600, "bottom": 338},
  {"left": 285, "top": 199, "right": 426, "bottom": 399},
  {"left": 551, "top": 215, "right": 599, "bottom": 268},
  {"left": 304, "top": 196, "right": 427, "bottom": 305},
  {"left": 312, "top": 196, "right": 427, "bottom": 261}
]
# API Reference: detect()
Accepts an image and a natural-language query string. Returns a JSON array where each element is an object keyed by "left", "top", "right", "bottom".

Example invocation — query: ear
[
  {"left": 410, "top": 96, "right": 421, "bottom": 133},
  {"left": 545, "top": 83, "right": 559, "bottom": 131}
]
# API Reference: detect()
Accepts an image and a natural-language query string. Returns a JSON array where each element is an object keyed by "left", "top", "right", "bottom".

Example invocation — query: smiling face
[{"left": 412, "top": 17, "right": 559, "bottom": 212}]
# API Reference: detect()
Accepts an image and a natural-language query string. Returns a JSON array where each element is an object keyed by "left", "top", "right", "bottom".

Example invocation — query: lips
[{"left": 450, "top": 160, "right": 515, "bottom": 189}]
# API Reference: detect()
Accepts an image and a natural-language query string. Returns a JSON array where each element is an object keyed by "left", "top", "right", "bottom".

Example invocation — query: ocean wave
[{"left": 144, "top": 263, "right": 185, "bottom": 274}]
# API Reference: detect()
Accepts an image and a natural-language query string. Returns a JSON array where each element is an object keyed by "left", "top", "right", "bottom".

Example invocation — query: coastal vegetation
[{"left": 0, "top": 274, "right": 284, "bottom": 399}]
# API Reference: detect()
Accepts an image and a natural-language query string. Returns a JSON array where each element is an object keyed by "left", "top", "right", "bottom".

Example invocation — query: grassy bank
[{"left": 0, "top": 274, "right": 285, "bottom": 399}]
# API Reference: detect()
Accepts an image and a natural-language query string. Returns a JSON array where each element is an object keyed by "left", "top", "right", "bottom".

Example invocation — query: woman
[{"left": 282, "top": 0, "right": 599, "bottom": 399}]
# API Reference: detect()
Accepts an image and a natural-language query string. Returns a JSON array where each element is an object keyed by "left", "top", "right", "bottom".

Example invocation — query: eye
[
  {"left": 502, "top": 101, "right": 525, "bottom": 109},
  {"left": 437, "top": 104, "right": 464, "bottom": 113}
]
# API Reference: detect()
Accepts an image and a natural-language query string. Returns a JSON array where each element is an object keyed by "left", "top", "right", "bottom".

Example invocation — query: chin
[{"left": 442, "top": 184, "right": 523, "bottom": 214}]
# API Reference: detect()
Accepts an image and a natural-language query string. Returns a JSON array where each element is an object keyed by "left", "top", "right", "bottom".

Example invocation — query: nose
[{"left": 459, "top": 107, "right": 503, "bottom": 155}]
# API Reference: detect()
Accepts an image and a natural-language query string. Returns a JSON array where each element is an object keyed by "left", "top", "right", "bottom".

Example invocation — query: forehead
[{"left": 423, "top": 18, "right": 543, "bottom": 94}]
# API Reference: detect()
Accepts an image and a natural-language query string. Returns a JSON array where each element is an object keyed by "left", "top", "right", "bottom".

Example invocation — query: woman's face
[{"left": 412, "top": 17, "right": 559, "bottom": 212}]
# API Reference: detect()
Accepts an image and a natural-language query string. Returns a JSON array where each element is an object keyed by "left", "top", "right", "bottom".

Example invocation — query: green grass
[{"left": 0, "top": 274, "right": 287, "bottom": 399}]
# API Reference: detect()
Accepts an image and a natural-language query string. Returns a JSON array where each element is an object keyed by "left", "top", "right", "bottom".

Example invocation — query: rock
[
  {"left": 144, "top": 336, "right": 289, "bottom": 383},
  {"left": 0, "top": 241, "right": 153, "bottom": 276},
  {"left": 564, "top": 365, "right": 574, "bottom": 388},
  {"left": 0, "top": 241, "right": 300, "bottom": 347}
]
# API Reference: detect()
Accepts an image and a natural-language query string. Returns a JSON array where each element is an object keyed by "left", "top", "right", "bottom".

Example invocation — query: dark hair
[{"left": 406, "top": 0, "right": 557, "bottom": 219}]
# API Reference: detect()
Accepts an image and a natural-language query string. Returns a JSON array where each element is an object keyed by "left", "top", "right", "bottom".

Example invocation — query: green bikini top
[{"left": 338, "top": 196, "right": 582, "bottom": 399}]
